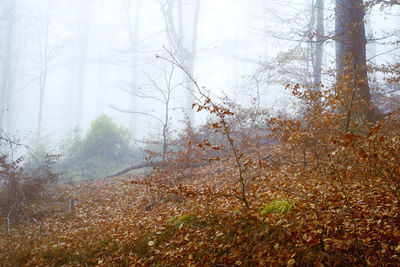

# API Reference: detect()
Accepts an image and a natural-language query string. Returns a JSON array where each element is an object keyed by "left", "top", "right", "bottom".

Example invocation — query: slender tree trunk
[
  {"left": 37, "top": 8, "right": 51, "bottom": 141},
  {"left": 162, "top": 101, "right": 168, "bottom": 161},
  {"left": 95, "top": 23, "right": 106, "bottom": 117},
  {"left": 365, "top": 14, "right": 376, "bottom": 63},
  {"left": 185, "top": 0, "right": 200, "bottom": 124},
  {"left": 162, "top": 74, "right": 172, "bottom": 161},
  {"left": 37, "top": 58, "right": 48, "bottom": 141},
  {"left": 75, "top": 0, "right": 91, "bottom": 129},
  {"left": 94, "top": 2, "right": 106, "bottom": 118},
  {"left": 162, "top": 0, "right": 200, "bottom": 125},
  {"left": 313, "top": 0, "right": 324, "bottom": 91},
  {"left": 0, "top": 0, "right": 16, "bottom": 133},
  {"left": 335, "top": 0, "right": 378, "bottom": 122},
  {"left": 125, "top": 0, "right": 141, "bottom": 135}
]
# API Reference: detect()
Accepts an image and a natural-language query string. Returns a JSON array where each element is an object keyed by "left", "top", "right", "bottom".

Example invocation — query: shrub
[
  {"left": 0, "top": 137, "right": 58, "bottom": 231},
  {"left": 60, "top": 115, "right": 141, "bottom": 180}
]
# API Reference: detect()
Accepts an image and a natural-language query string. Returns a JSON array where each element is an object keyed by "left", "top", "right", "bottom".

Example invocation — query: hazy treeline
[{"left": 0, "top": 0, "right": 399, "bottom": 179}]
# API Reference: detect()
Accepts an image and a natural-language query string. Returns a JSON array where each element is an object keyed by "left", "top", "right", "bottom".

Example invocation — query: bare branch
[{"left": 110, "top": 105, "right": 165, "bottom": 126}]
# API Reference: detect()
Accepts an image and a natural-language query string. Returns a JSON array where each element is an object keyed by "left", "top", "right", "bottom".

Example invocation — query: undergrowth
[{"left": 0, "top": 75, "right": 399, "bottom": 266}]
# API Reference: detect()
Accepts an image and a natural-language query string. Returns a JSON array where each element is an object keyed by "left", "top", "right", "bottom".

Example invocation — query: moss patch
[
  {"left": 261, "top": 199, "right": 293, "bottom": 215},
  {"left": 95, "top": 238, "right": 118, "bottom": 255},
  {"left": 134, "top": 231, "right": 155, "bottom": 258},
  {"left": 168, "top": 214, "right": 196, "bottom": 227}
]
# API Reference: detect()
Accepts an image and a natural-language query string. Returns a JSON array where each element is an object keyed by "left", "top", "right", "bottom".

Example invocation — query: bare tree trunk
[
  {"left": 0, "top": 0, "right": 16, "bottom": 133},
  {"left": 313, "top": 0, "right": 324, "bottom": 91},
  {"left": 185, "top": 0, "right": 200, "bottom": 124},
  {"left": 162, "top": 69, "right": 172, "bottom": 161},
  {"left": 335, "top": 0, "right": 379, "bottom": 122},
  {"left": 161, "top": 0, "right": 200, "bottom": 125},
  {"left": 365, "top": 14, "right": 376, "bottom": 64},
  {"left": 74, "top": 0, "right": 91, "bottom": 129},
  {"left": 124, "top": 0, "right": 141, "bottom": 135},
  {"left": 113, "top": 63, "right": 175, "bottom": 162},
  {"left": 37, "top": 3, "right": 51, "bottom": 141},
  {"left": 95, "top": 3, "right": 107, "bottom": 117}
]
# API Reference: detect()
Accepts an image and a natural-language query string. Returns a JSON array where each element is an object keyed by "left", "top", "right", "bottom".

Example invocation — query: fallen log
[
  {"left": 106, "top": 161, "right": 161, "bottom": 178},
  {"left": 106, "top": 158, "right": 214, "bottom": 179}
]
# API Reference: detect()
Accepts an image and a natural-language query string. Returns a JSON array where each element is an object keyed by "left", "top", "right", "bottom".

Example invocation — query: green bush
[{"left": 60, "top": 115, "right": 141, "bottom": 180}]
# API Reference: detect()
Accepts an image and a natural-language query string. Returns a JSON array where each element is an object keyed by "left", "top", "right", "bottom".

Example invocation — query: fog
[
  {"left": 1, "top": 0, "right": 399, "bottom": 148},
  {"left": 3, "top": 1, "right": 400, "bottom": 264}
]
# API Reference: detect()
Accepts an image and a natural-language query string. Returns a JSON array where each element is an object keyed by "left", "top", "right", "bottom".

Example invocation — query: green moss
[
  {"left": 261, "top": 199, "right": 293, "bottom": 215},
  {"left": 154, "top": 214, "right": 197, "bottom": 247},
  {"left": 222, "top": 229, "right": 237, "bottom": 243},
  {"left": 168, "top": 214, "right": 196, "bottom": 227},
  {"left": 96, "top": 238, "right": 118, "bottom": 255},
  {"left": 134, "top": 231, "right": 155, "bottom": 258},
  {"left": 298, "top": 248, "right": 328, "bottom": 267},
  {"left": 43, "top": 247, "right": 78, "bottom": 266},
  {"left": 132, "top": 214, "right": 203, "bottom": 261},
  {"left": 62, "top": 210, "right": 73, "bottom": 220},
  {"left": 157, "top": 227, "right": 177, "bottom": 245},
  {"left": 216, "top": 247, "right": 231, "bottom": 256}
]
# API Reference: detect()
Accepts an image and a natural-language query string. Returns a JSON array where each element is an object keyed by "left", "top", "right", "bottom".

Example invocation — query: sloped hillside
[{"left": 1, "top": 140, "right": 399, "bottom": 266}]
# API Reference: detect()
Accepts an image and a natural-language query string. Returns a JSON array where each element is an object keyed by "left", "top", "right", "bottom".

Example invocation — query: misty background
[{"left": 0, "top": 0, "right": 399, "bottom": 167}]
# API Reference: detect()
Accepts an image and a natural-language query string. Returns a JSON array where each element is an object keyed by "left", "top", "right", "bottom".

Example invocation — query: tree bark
[
  {"left": 335, "top": 0, "right": 379, "bottom": 122},
  {"left": 106, "top": 161, "right": 159, "bottom": 178},
  {"left": 0, "top": 0, "right": 17, "bottom": 133},
  {"left": 37, "top": 1, "right": 52, "bottom": 141},
  {"left": 74, "top": 0, "right": 91, "bottom": 129},
  {"left": 313, "top": 0, "right": 324, "bottom": 91},
  {"left": 161, "top": 0, "right": 200, "bottom": 125},
  {"left": 124, "top": 0, "right": 141, "bottom": 135}
]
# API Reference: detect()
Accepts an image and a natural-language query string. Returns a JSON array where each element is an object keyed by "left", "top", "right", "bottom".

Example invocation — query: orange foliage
[{"left": 1, "top": 83, "right": 399, "bottom": 266}]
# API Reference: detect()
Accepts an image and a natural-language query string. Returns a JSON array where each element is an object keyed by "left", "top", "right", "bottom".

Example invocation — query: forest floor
[{"left": 1, "top": 145, "right": 400, "bottom": 266}]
